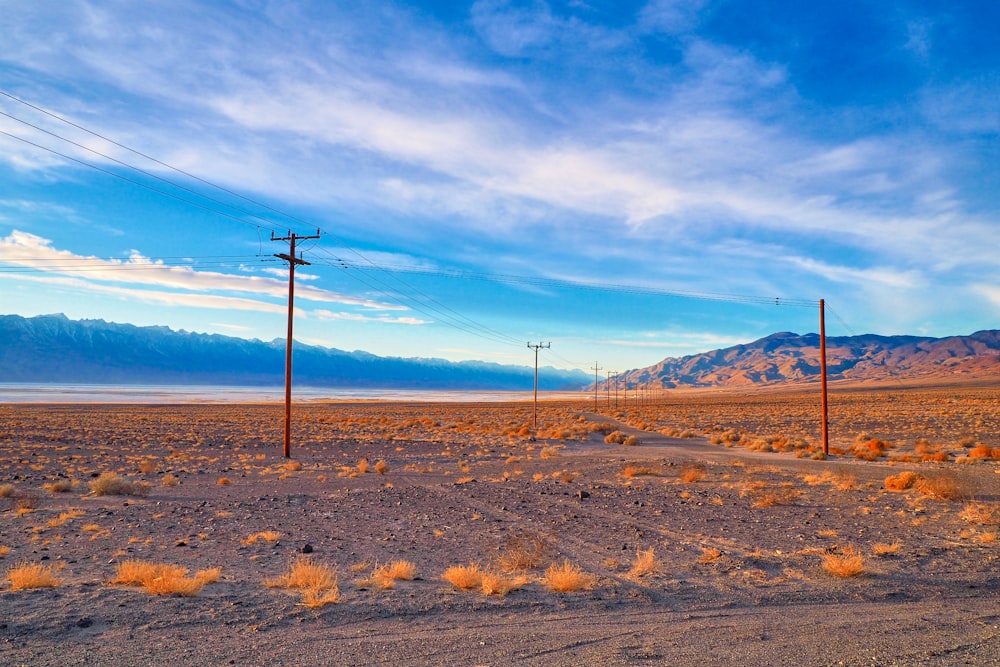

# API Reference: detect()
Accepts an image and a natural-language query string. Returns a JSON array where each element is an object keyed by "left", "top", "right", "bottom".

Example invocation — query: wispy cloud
[{"left": 0, "top": 230, "right": 405, "bottom": 310}]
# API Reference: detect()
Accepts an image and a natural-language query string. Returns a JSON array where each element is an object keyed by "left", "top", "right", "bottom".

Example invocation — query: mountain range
[
  {"left": 0, "top": 314, "right": 589, "bottom": 390},
  {"left": 613, "top": 330, "right": 1000, "bottom": 389},
  {"left": 4, "top": 314, "right": 998, "bottom": 392}
]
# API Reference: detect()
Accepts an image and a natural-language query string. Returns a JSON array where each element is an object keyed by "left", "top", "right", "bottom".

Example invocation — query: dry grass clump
[
  {"left": 89, "top": 473, "right": 150, "bottom": 497},
  {"left": 699, "top": 547, "right": 723, "bottom": 563},
  {"left": 622, "top": 435, "right": 641, "bottom": 446},
  {"left": 747, "top": 484, "right": 802, "bottom": 508},
  {"left": 628, "top": 547, "right": 659, "bottom": 578},
  {"left": 285, "top": 460, "right": 303, "bottom": 472},
  {"left": 361, "top": 560, "right": 417, "bottom": 590},
  {"left": 356, "top": 458, "right": 370, "bottom": 474},
  {"left": 539, "top": 445, "right": 562, "bottom": 459},
  {"left": 161, "top": 474, "right": 179, "bottom": 487},
  {"left": 7, "top": 562, "right": 62, "bottom": 590},
  {"left": 968, "top": 444, "right": 1000, "bottom": 460},
  {"left": 678, "top": 462, "right": 706, "bottom": 483},
  {"left": 960, "top": 502, "right": 999, "bottom": 525},
  {"left": 604, "top": 430, "right": 628, "bottom": 445},
  {"left": 243, "top": 530, "right": 281, "bottom": 545},
  {"left": 265, "top": 556, "right": 339, "bottom": 607},
  {"left": 481, "top": 570, "right": 528, "bottom": 596},
  {"left": 0, "top": 484, "right": 16, "bottom": 498},
  {"left": 0, "top": 546, "right": 10, "bottom": 556},
  {"left": 378, "top": 559, "right": 416, "bottom": 582},
  {"left": 873, "top": 542, "right": 902, "bottom": 556},
  {"left": 442, "top": 563, "right": 527, "bottom": 596},
  {"left": 885, "top": 471, "right": 918, "bottom": 491},
  {"left": 442, "top": 562, "right": 483, "bottom": 590},
  {"left": 821, "top": 546, "right": 865, "bottom": 577},
  {"left": 498, "top": 532, "right": 550, "bottom": 572},
  {"left": 111, "top": 560, "right": 218, "bottom": 596},
  {"left": 43, "top": 479, "right": 74, "bottom": 493},
  {"left": 623, "top": 463, "right": 661, "bottom": 478},
  {"left": 915, "top": 472, "right": 970, "bottom": 501},
  {"left": 543, "top": 559, "right": 596, "bottom": 592},
  {"left": 373, "top": 459, "right": 389, "bottom": 475},
  {"left": 217, "top": 477, "right": 232, "bottom": 486}
]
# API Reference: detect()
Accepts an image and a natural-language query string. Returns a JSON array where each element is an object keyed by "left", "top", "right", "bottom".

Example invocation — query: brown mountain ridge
[{"left": 613, "top": 330, "right": 1000, "bottom": 389}]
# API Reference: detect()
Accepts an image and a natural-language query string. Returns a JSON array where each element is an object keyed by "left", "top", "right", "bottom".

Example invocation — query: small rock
[{"left": 301, "top": 544, "right": 314, "bottom": 554}]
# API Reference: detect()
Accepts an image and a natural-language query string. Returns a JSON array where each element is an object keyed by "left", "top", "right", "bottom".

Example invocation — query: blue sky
[{"left": 1, "top": 0, "right": 998, "bottom": 374}]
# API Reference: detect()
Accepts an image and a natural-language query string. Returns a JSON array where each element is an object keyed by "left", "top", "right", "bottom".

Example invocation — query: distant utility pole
[
  {"left": 591, "top": 362, "right": 602, "bottom": 412},
  {"left": 272, "top": 229, "right": 320, "bottom": 458},
  {"left": 613, "top": 372, "right": 619, "bottom": 410},
  {"left": 819, "top": 298, "right": 829, "bottom": 456},
  {"left": 527, "top": 342, "right": 550, "bottom": 429},
  {"left": 606, "top": 371, "right": 611, "bottom": 410}
]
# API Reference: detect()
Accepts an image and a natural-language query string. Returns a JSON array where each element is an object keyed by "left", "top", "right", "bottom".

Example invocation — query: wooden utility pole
[
  {"left": 528, "top": 342, "right": 550, "bottom": 429},
  {"left": 591, "top": 362, "right": 602, "bottom": 412},
  {"left": 273, "top": 229, "right": 320, "bottom": 458},
  {"left": 819, "top": 298, "right": 829, "bottom": 455}
]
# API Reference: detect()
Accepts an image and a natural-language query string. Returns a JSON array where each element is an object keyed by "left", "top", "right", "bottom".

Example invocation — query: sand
[{"left": 1, "top": 394, "right": 998, "bottom": 665}]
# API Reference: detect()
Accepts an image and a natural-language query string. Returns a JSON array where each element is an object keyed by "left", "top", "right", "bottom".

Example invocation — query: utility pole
[
  {"left": 528, "top": 342, "right": 550, "bottom": 429},
  {"left": 606, "top": 371, "right": 611, "bottom": 410},
  {"left": 272, "top": 229, "right": 320, "bottom": 458},
  {"left": 613, "top": 372, "right": 619, "bottom": 410},
  {"left": 591, "top": 362, "right": 602, "bottom": 412},
  {"left": 819, "top": 298, "right": 829, "bottom": 456}
]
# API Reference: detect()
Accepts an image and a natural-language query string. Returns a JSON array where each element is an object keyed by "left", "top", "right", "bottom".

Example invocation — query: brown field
[{"left": 1, "top": 384, "right": 998, "bottom": 665}]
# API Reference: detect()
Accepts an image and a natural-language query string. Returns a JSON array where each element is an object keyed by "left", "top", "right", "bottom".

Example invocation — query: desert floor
[{"left": 1, "top": 385, "right": 998, "bottom": 666}]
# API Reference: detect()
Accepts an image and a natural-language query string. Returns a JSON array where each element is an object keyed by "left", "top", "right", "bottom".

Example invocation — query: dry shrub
[
  {"left": 604, "top": 431, "right": 627, "bottom": 445},
  {"left": 821, "top": 546, "right": 864, "bottom": 577},
  {"left": 0, "top": 484, "right": 15, "bottom": 498},
  {"left": 111, "top": 560, "right": 217, "bottom": 596},
  {"left": 498, "top": 532, "right": 550, "bottom": 572},
  {"left": 0, "top": 546, "right": 10, "bottom": 556},
  {"left": 960, "top": 502, "right": 999, "bottom": 525},
  {"left": 285, "top": 460, "right": 303, "bottom": 472},
  {"left": 138, "top": 460, "right": 157, "bottom": 474},
  {"left": 885, "top": 471, "right": 918, "bottom": 491},
  {"left": 481, "top": 570, "right": 527, "bottom": 597},
  {"left": 543, "top": 559, "right": 596, "bottom": 592},
  {"left": 266, "top": 556, "right": 339, "bottom": 607},
  {"left": 873, "top": 542, "right": 901, "bottom": 556},
  {"left": 217, "top": 477, "right": 232, "bottom": 486},
  {"left": 7, "top": 562, "right": 61, "bottom": 590},
  {"left": 374, "top": 460, "right": 389, "bottom": 475},
  {"left": 378, "top": 560, "right": 416, "bottom": 582},
  {"left": 357, "top": 459, "right": 369, "bottom": 474},
  {"left": 678, "top": 462, "right": 706, "bottom": 483},
  {"left": 89, "top": 473, "right": 150, "bottom": 497},
  {"left": 622, "top": 435, "right": 641, "bottom": 446},
  {"left": 539, "top": 446, "right": 562, "bottom": 459},
  {"left": 442, "top": 562, "right": 483, "bottom": 590},
  {"left": 44, "top": 480, "right": 74, "bottom": 493},
  {"left": 161, "top": 474, "right": 179, "bottom": 487},
  {"left": 699, "top": 547, "right": 722, "bottom": 563},
  {"left": 916, "top": 472, "right": 970, "bottom": 501},
  {"left": 243, "top": 531, "right": 281, "bottom": 545},
  {"left": 749, "top": 486, "right": 802, "bottom": 508},
  {"left": 628, "top": 548, "right": 659, "bottom": 578},
  {"left": 968, "top": 444, "right": 996, "bottom": 459},
  {"left": 623, "top": 464, "right": 661, "bottom": 478}
]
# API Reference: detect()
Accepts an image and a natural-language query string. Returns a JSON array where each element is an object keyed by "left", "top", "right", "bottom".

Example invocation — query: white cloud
[{"left": 0, "top": 230, "right": 407, "bottom": 310}]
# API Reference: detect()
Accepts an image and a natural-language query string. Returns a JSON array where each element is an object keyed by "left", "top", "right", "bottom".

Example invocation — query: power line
[
  {"left": 0, "top": 109, "right": 291, "bottom": 235},
  {"left": 0, "top": 89, "right": 311, "bottom": 236},
  {"left": 0, "top": 129, "right": 278, "bottom": 233}
]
